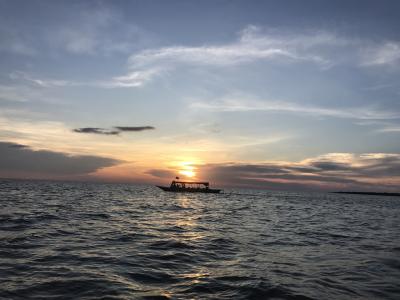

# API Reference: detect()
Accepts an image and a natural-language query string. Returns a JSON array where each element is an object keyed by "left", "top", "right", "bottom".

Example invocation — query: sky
[{"left": 1, "top": 0, "right": 400, "bottom": 191}]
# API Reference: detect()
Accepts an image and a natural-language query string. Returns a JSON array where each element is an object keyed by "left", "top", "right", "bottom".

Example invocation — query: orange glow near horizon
[
  {"left": 178, "top": 161, "right": 197, "bottom": 178},
  {"left": 92, "top": 157, "right": 204, "bottom": 183},
  {"left": 179, "top": 169, "right": 196, "bottom": 178}
]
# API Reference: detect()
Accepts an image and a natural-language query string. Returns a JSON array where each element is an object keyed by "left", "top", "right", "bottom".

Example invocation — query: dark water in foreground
[{"left": 1, "top": 180, "right": 399, "bottom": 300}]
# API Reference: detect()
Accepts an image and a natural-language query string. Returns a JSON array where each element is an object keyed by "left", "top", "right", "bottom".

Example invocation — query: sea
[{"left": 0, "top": 179, "right": 399, "bottom": 300}]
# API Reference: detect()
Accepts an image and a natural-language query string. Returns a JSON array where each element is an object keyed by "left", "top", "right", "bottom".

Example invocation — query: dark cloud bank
[
  {"left": 146, "top": 169, "right": 176, "bottom": 178},
  {"left": 2, "top": 140, "right": 398, "bottom": 192},
  {"left": 73, "top": 126, "right": 155, "bottom": 135},
  {"left": 148, "top": 155, "right": 400, "bottom": 192},
  {"left": 0, "top": 141, "right": 121, "bottom": 178}
]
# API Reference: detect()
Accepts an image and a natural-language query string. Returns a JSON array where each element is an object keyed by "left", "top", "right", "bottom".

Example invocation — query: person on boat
[{"left": 170, "top": 176, "right": 180, "bottom": 189}]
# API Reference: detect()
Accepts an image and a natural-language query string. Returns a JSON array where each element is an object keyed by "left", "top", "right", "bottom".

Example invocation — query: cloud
[
  {"left": 6, "top": 143, "right": 29, "bottom": 149},
  {"left": 50, "top": 6, "right": 150, "bottom": 56},
  {"left": 190, "top": 97, "right": 399, "bottom": 120},
  {"left": 0, "top": 141, "right": 121, "bottom": 177},
  {"left": 355, "top": 120, "right": 400, "bottom": 134},
  {"left": 114, "top": 126, "right": 155, "bottom": 132},
  {"left": 0, "top": 85, "right": 21, "bottom": 102},
  {"left": 9, "top": 69, "right": 163, "bottom": 89},
  {"left": 148, "top": 152, "right": 399, "bottom": 191},
  {"left": 376, "top": 126, "right": 400, "bottom": 133},
  {"left": 9, "top": 71, "right": 71, "bottom": 88},
  {"left": 361, "top": 42, "right": 400, "bottom": 66},
  {"left": 107, "top": 69, "right": 163, "bottom": 87},
  {"left": 73, "top": 126, "right": 155, "bottom": 135},
  {"left": 9, "top": 25, "right": 400, "bottom": 90},
  {"left": 73, "top": 128, "right": 120, "bottom": 135},
  {"left": 4, "top": 25, "right": 350, "bottom": 91},
  {"left": 123, "top": 25, "right": 400, "bottom": 87},
  {"left": 309, "top": 161, "right": 352, "bottom": 171},
  {"left": 128, "top": 25, "right": 339, "bottom": 69},
  {"left": 0, "top": 3, "right": 153, "bottom": 57},
  {"left": 0, "top": 23, "right": 37, "bottom": 56},
  {"left": 146, "top": 169, "right": 176, "bottom": 178},
  {"left": 49, "top": 5, "right": 148, "bottom": 56}
]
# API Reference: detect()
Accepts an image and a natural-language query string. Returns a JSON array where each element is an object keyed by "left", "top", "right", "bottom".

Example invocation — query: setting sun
[
  {"left": 179, "top": 170, "right": 196, "bottom": 178},
  {"left": 178, "top": 161, "right": 197, "bottom": 178},
  {"left": 1, "top": 2, "right": 399, "bottom": 299}
]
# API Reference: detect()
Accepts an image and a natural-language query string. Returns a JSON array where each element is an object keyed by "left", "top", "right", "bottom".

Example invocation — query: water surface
[{"left": 1, "top": 180, "right": 399, "bottom": 299}]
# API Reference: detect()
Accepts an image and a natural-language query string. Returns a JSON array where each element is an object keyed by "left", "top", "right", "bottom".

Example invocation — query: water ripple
[{"left": 0, "top": 179, "right": 399, "bottom": 299}]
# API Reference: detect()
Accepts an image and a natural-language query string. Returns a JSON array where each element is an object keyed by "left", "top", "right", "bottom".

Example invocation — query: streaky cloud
[
  {"left": 108, "top": 69, "right": 163, "bottom": 88},
  {"left": 9, "top": 25, "right": 400, "bottom": 90},
  {"left": 73, "top": 128, "right": 120, "bottom": 135},
  {"left": 73, "top": 126, "right": 155, "bottom": 135},
  {"left": 123, "top": 25, "right": 400, "bottom": 87},
  {"left": 186, "top": 152, "right": 400, "bottom": 191},
  {"left": 190, "top": 97, "right": 400, "bottom": 120},
  {"left": 9, "top": 69, "right": 162, "bottom": 89},
  {"left": 9, "top": 71, "right": 70, "bottom": 88},
  {"left": 114, "top": 126, "right": 155, "bottom": 132},
  {"left": 146, "top": 153, "right": 400, "bottom": 191},
  {"left": 128, "top": 25, "right": 336, "bottom": 69},
  {"left": 361, "top": 42, "right": 400, "bottom": 66},
  {"left": 376, "top": 126, "right": 400, "bottom": 133}
]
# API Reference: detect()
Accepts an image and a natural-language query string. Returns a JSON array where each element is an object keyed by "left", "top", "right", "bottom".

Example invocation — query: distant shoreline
[{"left": 333, "top": 192, "right": 400, "bottom": 197}]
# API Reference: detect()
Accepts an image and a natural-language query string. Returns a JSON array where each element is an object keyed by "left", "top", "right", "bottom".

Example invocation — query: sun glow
[
  {"left": 179, "top": 169, "right": 196, "bottom": 178},
  {"left": 178, "top": 161, "right": 197, "bottom": 178}
]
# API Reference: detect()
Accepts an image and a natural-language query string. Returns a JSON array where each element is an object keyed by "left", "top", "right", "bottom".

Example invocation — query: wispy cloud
[
  {"left": 376, "top": 126, "right": 400, "bottom": 133},
  {"left": 107, "top": 69, "right": 163, "bottom": 87},
  {"left": 9, "top": 69, "right": 163, "bottom": 89},
  {"left": 0, "top": 82, "right": 67, "bottom": 113},
  {"left": 361, "top": 42, "right": 400, "bottom": 66},
  {"left": 0, "top": 22, "right": 37, "bottom": 56},
  {"left": 128, "top": 25, "right": 340, "bottom": 69},
  {"left": 190, "top": 97, "right": 399, "bottom": 120},
  {"left": 9, "top": 71, "right": 71, "bottom": 88},
  {"left": 0, "top": 84, "right": 36, "bottom": 102},
  {"left": 355, "top": 120, "right": 400, "bottom": 134},
  {"left": 0, "top": 3, "right": 153, "bottom": 57},
  {"left": 7, "top": 25, "right": 400, "bottom": 90},
  {"left": 50, "top": 6, "right": 149, "bottom": 55},
  {"left": 122, "top": 25, "right": 400, "bottom": 87}
]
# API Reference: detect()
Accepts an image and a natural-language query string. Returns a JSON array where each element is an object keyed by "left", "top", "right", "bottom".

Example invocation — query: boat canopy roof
[{"left": 173, "top": 181, "right": 209, "bottom": 186}]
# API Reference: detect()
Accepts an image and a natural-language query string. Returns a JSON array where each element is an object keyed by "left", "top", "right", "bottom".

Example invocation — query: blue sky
[{"left": 1, "top": 0, "right": 400, "bottom": 191}]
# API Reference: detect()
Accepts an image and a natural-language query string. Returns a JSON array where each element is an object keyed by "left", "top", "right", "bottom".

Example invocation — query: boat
[{"left": 157, "top": 178, "right": 222, "bottom": 193}]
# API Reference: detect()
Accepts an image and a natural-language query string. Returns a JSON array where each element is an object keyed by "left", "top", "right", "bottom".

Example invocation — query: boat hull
[{"left": 156, "top": 186, "right": 221, "bottom": 193}]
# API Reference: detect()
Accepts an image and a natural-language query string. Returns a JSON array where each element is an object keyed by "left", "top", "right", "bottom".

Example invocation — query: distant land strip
[{"left": 333, "top": 192, "right": 400, "bottom": 197}]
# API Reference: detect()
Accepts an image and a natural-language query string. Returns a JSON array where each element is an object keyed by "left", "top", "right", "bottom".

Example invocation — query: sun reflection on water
[
  {"left": 181, "top": 269, "right": 210, "bottom": 284},
  {"left": 174, "top": 194, "right": 204, "bottom": 241}
]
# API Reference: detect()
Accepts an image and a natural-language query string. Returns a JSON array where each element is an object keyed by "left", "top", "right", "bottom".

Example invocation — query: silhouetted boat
[{"left": 157, "top": 179, "right": 221, "bottom": 193}]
